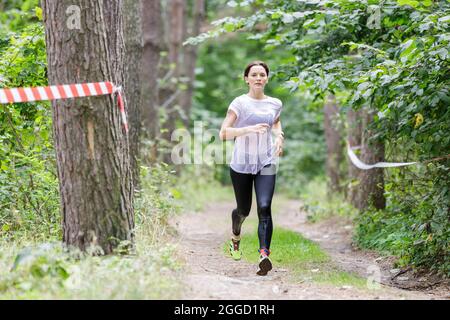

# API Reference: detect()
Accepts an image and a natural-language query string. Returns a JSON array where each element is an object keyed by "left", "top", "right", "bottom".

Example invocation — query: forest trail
[{"left": 170, "top": 197, "right": 449, "bottom": 300}]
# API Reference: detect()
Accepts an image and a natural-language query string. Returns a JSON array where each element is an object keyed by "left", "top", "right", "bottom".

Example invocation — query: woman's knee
[
  {"left": 234, "top": 207, "right": 251, "bottom": 217},
  {"left": 257, "top": 204, "right": 272, "bottom": 217}
]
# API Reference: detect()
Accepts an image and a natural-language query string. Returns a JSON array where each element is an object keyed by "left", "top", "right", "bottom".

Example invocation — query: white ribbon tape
[{"left": 347, "top": 144, "right": 417, "bottom": 170}]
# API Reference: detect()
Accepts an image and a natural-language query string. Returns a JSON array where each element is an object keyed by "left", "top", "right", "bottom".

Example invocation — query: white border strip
[
  {"left": 0, "top": 90, "right": 8, "bottom": 103},
  {"left": 10, "top": 88, "right": 22, "bottom": 102},
  {"left": 50, "top": 86, "right": 61, "bottom": 99},
  {"left": 63, "top": 85, "right": 74, "bottom": 98},
  {"left": 24, "top": 88, "right": 35, "bottom": 101},
  {"left": 87, "top": 83, "right": 97, "bottom": 96},
  {"left": 75, "top": 84, "right": 85, "bottom": 97},
  {"left": 37, "top": 87, "right": 48, "bottom": 100},
  {"left": 347, "top": 144, "right": 417, "bottom": 170}
]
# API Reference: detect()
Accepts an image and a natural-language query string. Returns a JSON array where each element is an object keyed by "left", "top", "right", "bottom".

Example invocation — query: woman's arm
[
  {"left": 271, "top": 117, "right": 284, "bottom": 138},
  {"left": 272, "top": 118, "right": 284, "bottom": 156},
  {"left": 219, "top": 110, "right": 269, "bottom": 141}
]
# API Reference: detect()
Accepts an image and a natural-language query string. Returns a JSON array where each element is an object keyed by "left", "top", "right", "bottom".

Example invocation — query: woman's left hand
[{"left": 275, "top": 135, "right": 284, "bottom": 157}]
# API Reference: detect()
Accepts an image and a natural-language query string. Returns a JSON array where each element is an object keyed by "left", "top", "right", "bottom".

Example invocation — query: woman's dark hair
[{"left": 244, "top": 61, "right": 270, "bottom": 79}]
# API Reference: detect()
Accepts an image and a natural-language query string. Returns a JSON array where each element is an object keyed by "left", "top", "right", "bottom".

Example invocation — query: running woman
[{"left": 219, "top": 61, "right": 284, "bottom": 276}]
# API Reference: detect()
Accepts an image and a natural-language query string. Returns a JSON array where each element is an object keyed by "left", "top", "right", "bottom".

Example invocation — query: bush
[
  {"left": 0, "top": 22, "right": 60, "bottom": 242},
  {"left": 354, "top": 164, "right": 450, "bottom": 276}
]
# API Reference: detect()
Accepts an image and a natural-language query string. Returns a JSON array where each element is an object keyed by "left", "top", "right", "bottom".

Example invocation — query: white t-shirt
[{"left": 227, "top": 94, "right": 283, "bottom": 174}]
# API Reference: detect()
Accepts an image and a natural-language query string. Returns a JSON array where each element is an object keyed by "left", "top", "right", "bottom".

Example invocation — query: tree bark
[
  {"left": 355, "top": 108, "right": 386, "bottom": 210},
  {"left": 323, "top": 95, "right": 343, "bottom": 194},
  {"left": 347, "top": 108, "right": 362, "bottom": 206},
  {"left": 179, "top": 0, "right": 205, "bottom": 128},
  {"left": 43, "top": 0, "right": 134, "bottom": 254},
  {"left": 124, "top": 0, "right": 143, "bottom": 189},
  {"left": 141, "top": 0, "right": 162, "bottom": 163},
  {"left": 160, "top": 0, "right": 187, "bottom": 164}
]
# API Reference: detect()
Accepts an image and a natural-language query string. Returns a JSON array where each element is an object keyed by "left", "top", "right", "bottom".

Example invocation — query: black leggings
[{"left": 230, "top": 165, "right": 276, "bottom": 250}]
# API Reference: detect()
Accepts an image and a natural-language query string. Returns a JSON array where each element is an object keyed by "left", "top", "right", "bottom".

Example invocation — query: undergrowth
[{"left": 0, "top": 164, "right": 183, "bottom": 299}]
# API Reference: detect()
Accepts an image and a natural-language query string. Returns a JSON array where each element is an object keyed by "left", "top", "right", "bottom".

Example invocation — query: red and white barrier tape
[{"left": 0, "top": 81, "right": 128, "bottom": 132}]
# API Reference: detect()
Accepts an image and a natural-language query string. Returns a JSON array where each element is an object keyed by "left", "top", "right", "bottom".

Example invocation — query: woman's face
[{"left": 245, "top": 65, "right": 268, "bottom": 91}]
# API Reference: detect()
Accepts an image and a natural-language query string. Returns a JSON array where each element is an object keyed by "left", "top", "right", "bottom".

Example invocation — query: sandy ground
[{"left": 169, "top": 197, "right": 449, "bottom": 300}]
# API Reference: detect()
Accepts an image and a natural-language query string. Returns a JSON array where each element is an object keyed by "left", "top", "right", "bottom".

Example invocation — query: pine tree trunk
[
  {"left": 43, "top": 0, "right": 134, "bottom": 254},
  {"left": 141, "top": 0, "right": 162, "bottom": 163},
  {"left": 324, "top": 95, "right": 343, "bottom": 194},
  {"left": 347, "top": 108, "right": 363, "bottom": 206},
  {"left": 355, "top": 108, "right": 386, "bottom": 210},
  {"left": 180, "top": 0, "right": 205, "bottom": 128},
  {"left": 160, "top": 0, "right": 187, "bottom": 164},
  {"left": 124, "top": 0, "right": 143, "bottom": 189}
]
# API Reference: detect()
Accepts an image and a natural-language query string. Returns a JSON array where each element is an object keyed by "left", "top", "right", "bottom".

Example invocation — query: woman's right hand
[{"left": 246, "top": 123, "right": 270, "bottom": 134}]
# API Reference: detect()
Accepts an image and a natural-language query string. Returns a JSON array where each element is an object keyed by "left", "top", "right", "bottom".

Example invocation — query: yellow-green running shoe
[{"left": 229, "top": 239, "right": 242, "bottom": 261}]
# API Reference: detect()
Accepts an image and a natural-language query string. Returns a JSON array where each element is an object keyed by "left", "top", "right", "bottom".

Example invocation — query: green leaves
[
  {"left": 11, "top": 244, "right": 69, "bottom": 283},
  {"left": 0, "top": 0, "right": 40, "bottom": 35},
  {"left": 0, "top": 19, "right": 58, "bottom": 242},
  {"left": 271, "top": 11, "right": 283, "bottom": 20},
  {"left": 35, "top": 7, "right": 43, "bottom": 21},
  {"left": 397, "top": 0, "right": 434, "bottom": 9},
  {"left": 399, "top": 38, "right": 417, "bottom": 63},
  {"left": 397, "top": 0, "right": 420, "bottom": 8}
]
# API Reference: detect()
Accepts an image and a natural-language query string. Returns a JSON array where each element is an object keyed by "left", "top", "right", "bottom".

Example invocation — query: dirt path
[
  {"left": 278, "top": 199, "right": 449, "bottom": 298},
  {"left": 170, "top": 198, "right": 448, "bottom": 300}
]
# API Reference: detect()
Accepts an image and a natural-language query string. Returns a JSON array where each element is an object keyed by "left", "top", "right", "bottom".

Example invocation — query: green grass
[{"left": 225, "top": 225, "right": 367, "bottom": 288}]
